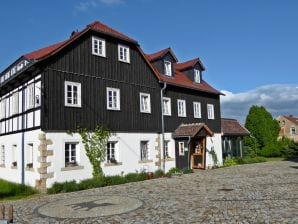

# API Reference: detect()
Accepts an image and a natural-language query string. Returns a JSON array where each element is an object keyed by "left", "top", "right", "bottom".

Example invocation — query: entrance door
[{"left": 191, "top": 138, "right": 206, "bottom": 169}]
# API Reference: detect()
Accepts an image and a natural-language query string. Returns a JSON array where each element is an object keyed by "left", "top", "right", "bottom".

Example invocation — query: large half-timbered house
[{"left": 0, "top": 21, "right": 223, "bottom": 189}]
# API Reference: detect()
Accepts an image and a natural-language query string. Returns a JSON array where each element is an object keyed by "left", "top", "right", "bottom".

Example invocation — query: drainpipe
[
  {"left": 21, "top": 85, "right": 25, "bottom": 184},
  {"left": 160, "top": 82, "right": 167, "bottom": 173},
  {"left": 187, "top": 136, "right": 191, "bottom": 169}
]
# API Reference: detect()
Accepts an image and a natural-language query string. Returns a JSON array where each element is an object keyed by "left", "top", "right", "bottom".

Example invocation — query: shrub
[
  {"left": 62, "top": 180, "right": 79, "bottom": 192},
  {"left": 167, "top": 167, "right": 182, "bottom": 174},
  {"left": 77, "top": 178, "right": 105, "bottom": 190},
  {"left": 223, "top": 158, "right": 237, "bottom": 167},
  {"left": 125, "top": 173, "right": 142, "bottom": 182},
  {"left": 103, "top": 175, "right": 127, "bottom": 186},
  {"left": 182, "top": 168, "right": 193, "bottom": 174},
  {"left": 154, "top": 169, "right": 164, "bottom": 178}
]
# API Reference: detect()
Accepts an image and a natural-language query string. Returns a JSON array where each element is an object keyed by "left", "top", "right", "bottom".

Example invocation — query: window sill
[
  {"left": 138, "top": 159, "right": 153, "bottom": 164},
  {"left": 11, "top": 166, "right": 18, "bottom": 169},
  {"left": 118, "top": 59, "right": 130, "bottom": 64},
  {"left": 92, "top": 53, "right": 106, "bottom": 58},
  {"left": 140, "top": 111, "right": 151, "bottom": 114},
  {"left": 25, "top": 167, "right": 35, "bottom": 172},
  {"left": 178, "top": 115, "right": 186, "bottom": 118},
  {"left": 64, "top": 104, "right": 82, "bottom": 108},
  {"left": 107, "top": 108, "right": 121, "bottom": 111},
  {"left": 104, "top": 162, "right": 123, "bottom": 167},
  {"left": 163, "top": 114, "right": 171, "bottom": 116},
  {"left": 0, "top": 164, "right": 5, "bottom": 168},
  {"left": 61, "top": 165, "right": 84, "bottom": 171},
  {"left": 165, "top": 158, "right": 175, "bottom": 162}
]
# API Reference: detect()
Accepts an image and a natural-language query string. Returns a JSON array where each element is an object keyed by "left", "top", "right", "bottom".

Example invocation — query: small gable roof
[
  {"left": 145, "top": 48, "right": 178, "bottom": 62},
  {"left": 221, "top": 118, "right": 250, "bottom": 136},
  {"left": 174, "top": 58, "right": 205, "bottom": 71},
  {"left": 173, "top": 123, "right": 213, "bottom": 138}
]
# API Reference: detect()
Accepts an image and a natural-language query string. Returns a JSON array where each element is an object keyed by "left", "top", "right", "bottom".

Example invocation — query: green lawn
[
  {"left": 265, "top": 157, "right": 286, "bottom": 162},
  {"left": 0, "top": 179, "right": 37, "bottom": 201}
]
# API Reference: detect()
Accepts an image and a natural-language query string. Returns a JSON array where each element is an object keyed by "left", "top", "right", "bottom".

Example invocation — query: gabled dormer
[
  {"left": 175, "top": 58, "right": 205, "bottom": 84},
  {"left": 146, "top": 48, "right": 178, "bottom": 77}
]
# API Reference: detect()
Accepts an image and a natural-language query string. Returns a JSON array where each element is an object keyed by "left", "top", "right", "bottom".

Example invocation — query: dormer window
[
  {"left": 164, "top": 60, "right": 172, "bottom": 76},
  {"left": 194, "top": 69, "right": 201, "bottom": 83}
]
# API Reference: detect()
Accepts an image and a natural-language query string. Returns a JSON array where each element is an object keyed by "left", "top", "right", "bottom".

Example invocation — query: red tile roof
[
  {"left": 175, "top": 58, "right": 205, "bottom": 71},
  {"left": 284, "top": 115, "right": 298, "bottom": 126},
  {"left": 145, "top": 48, "right": 178, "bottom": 62},
  {"left": 221, "top": 118, "right": 250, "bottom": 136},
  {"left": 24, "top": 21, "right": 137, "bottom": 61}
]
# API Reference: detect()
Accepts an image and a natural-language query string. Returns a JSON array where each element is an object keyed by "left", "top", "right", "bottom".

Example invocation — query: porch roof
[
  {"left": 173, "top": 123, "right": 214, "bottom": 138},
  {"left": 221, "top": 118, "right": 250, "bottom": 136}
]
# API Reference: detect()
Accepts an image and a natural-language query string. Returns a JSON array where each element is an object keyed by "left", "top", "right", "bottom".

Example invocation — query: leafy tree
[
  {"left": 77, "top": 126, "right": 110, "bottom": 178},
  {"left": 244, "top": 105, "right": 280, "bottom": 155}
]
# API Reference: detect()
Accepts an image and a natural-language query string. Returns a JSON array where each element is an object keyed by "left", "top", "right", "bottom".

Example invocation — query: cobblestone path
[{"left": 2, "top": 160, "right": 298, "bottom": 223}]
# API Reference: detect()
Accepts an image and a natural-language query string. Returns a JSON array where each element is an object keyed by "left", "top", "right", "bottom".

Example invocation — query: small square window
[
  {"left": 162, "top": 97, "right": 171, "bottom": 116},
  {"left": 194, "top": 69, "right": 201, "bottom": 83},
  {"left": 64, "top": 81, "right": 81, "bottom": 107},
  {"left": 92, "top": 37, "right": 106, "bottom": 57},
  {"left": 140, "top": 93, "right": 151, "bottom": 113},
  {"left": 107, "top": 87, "right": 120, "bottom": 110},
  {"left": 118, "top": 45, "right": 130, "bottom": 63},
  {"left": 177, "top": 99, "right": 186, "bottom": 117},
  {"left": 193, "top": 102, "right": 201, "bottom": 118},
  {"left": 164, "top": 60, "right": 172, "bottom": 76},
  {"left": 207, "top": 104, "right": 215, "bottom": 120}
]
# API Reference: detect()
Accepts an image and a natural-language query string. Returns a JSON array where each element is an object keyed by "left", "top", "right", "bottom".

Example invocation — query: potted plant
[
  {"left": 12, "top": 161, "right": 17, "bottom": 167},
  {"left": 26, "top": 163, "right": 33, "bottom": 168},
  {"left": 110, "top": 157, "right": 118, "bottom": 164},
  {"left": 66, "top": 160, "right": 77, "bottom": 167}
]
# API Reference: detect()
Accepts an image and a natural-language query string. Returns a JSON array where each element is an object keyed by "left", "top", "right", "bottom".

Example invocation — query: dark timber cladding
[
  {"left": 163, "top": 85, "right": 221, "bottom": 133},
  {"left": 41, "top": 30, "right": 162, "bottom": 132}
]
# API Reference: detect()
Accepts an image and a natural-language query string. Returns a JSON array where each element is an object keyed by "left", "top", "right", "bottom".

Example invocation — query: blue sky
[{"left": 1, "top": 0, "right": 298, "bottom": 122}]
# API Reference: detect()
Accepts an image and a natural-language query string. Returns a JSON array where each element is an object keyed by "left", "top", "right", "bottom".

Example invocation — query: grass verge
[{"left": 0, "top": 179, "right": 37, "bottom": 200}]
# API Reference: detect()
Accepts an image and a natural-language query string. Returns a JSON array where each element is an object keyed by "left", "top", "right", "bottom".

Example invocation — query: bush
[
  {"left": 103, "top": 175, "right": 127, "bottom": 186},
  {"left": 223, "top": 158, "right": 237, "bottom": 167},
  {"left": 124, "top": 172, "right": 146, "bottom": 182},
  {"left": 182, "top": 168, "right": 193, "bottom": 174},
  {"left": 154, "top": 169, "right": 164, "bottom": 178},
  {"left": 0, "top": 179, "right": 36, "bottom": 198},
  {"left": 77, "top": 178, "right": 105, "bottom": 190},
  {"left": 167, "top": 167, "right": 182, "bottom": 174}
]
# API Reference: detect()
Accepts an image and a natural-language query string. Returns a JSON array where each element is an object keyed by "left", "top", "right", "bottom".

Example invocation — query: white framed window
[
  {"left": 140, "top": 93, "right": 151, "bottom": 113},
  {"left": 194, "top": 69, "right": 201, "bottom": 83},
  {"left": 106, "top": 142, "right": 119, "bottom": 163},
  {"left": 118, "top": 44, "right": 130, "bottom": 63},
  {"left": 11, "top": 92, "right": 19, "bottom": 115},
  {"left": 291, "top": 127, "right": 296, "bottom": 135},
  {"left": 164, "top": 140, "right": 170, "bottom": 158},
  {"left": 12, "top": 144, "right": 17, "bottom": 167},
  {"left": 26, "top": 143, "right": 33, "bottom": 168},
  {"left": 27, "top": 84, "right": 35, "bottom": 109},
  {"left": 193, "top": 102, "right": 201, "bottom": 118},
  {"left": 164, "top": 60, "right": 172, "bottom": 76},
  {"left": 140, "top": 141, "right": 149, "bottom": 161},
  {"left": 177, "top": 99, "right": 186, "bottom": 117},
  {"left": 92, "top": 36, "right": 106, "bottom": 57},
  {"left": 0, "top": 99, "right": 6, "bottom": 119},
  {"left": 65, "top": 143, "right": 79, "bottom": 167},
  {"left": 162, "top": 97, "right": 171, "bottom": 116},
  {"left": 0, "top": 145, "right": 5, "bottom": 166},
  {"left": 178, "top": 142, "right": 185, "bottom": 156},
  {"left": 107, "top": 87, "right": 120, "bottom": 110},
  {"left": 64, "top": 81, "right": 81, "bottom": 107},
  {"left": 207, "top": 104, "right": 215, "bottom": 119}
]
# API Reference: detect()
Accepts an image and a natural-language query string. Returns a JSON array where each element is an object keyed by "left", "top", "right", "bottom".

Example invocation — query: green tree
[
  {"left": 244, "top": 106, "right": 280, "bottom": 155},
  {"left": 77, "top": 126, "right": 110, "bottom": 178}
]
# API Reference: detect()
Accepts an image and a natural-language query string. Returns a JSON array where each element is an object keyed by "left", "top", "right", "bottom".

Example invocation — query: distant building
[
  {"left": 276, "top": 115, "right": 298, "bottom": 142},
  {"left": 221, "top": 118, "right": 250, "bottom": 159}
]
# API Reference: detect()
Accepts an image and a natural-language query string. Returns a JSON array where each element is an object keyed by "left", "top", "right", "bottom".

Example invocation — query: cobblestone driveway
[{"left": 3, "top": 160, "right": 298, "bottom": 223}]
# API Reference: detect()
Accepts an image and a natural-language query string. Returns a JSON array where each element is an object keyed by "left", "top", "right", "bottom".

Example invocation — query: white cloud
[
  {"left": 75, "top": 0, "right": 123, "bottom": 11},
  {"left": 221, "top": 84, "right": 298, "bottom": 124}
]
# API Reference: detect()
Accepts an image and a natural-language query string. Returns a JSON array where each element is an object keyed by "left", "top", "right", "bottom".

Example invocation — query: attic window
[
  {"left": 92, "top": 37, "right": 106, "bottom": 57},
  {"left": 164, "top": 60, "right": 172, "bottom": 76},
  {"left": 194, "top": 69, "right": 201, "bottom": 83},
  {"left": 118, "top": 44, "right": 130, "bottom": 63}
]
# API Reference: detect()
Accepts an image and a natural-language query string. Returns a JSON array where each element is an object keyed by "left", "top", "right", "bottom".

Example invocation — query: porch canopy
[{"left": 173, "top": 123, "right": 213, "bottom": 138}]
